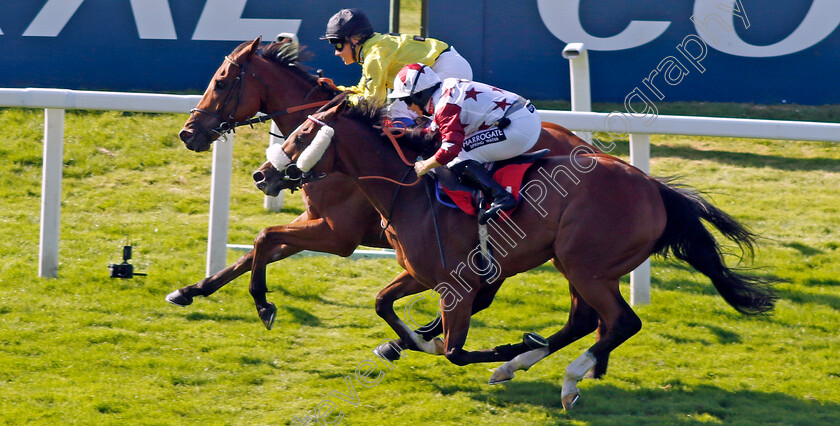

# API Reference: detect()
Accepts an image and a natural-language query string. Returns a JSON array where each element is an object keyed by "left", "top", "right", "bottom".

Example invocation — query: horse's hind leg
[
  {"left": 489, "top": 282, "right": 600, "bottom": 384},
  {"left": 560, "top": 277, "right": 642, "bottom": 410}
]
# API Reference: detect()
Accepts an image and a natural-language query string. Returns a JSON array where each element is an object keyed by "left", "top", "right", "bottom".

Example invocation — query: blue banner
[
  {"left": 3, "top": 1, "right": 839, "bottom": 105},
  {"left": 0, "top": 0, "right": 387, "bottom": 93},
  {"left": 427, "top": 0, "right": 840, "bottom": 105}
]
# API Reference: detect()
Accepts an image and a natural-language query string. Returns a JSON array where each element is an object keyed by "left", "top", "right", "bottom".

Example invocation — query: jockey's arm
[
  {"left": 431, "top": 103, "right": 466, "bottom": 166},
  {"left": 336, "top": 46, "right": 391, "bottom": 107}
]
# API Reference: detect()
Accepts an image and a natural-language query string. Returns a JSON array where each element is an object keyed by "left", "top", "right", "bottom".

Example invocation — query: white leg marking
[
  {"left": 398, "top": 322, "right": 443, "bottom": 355},
  {"left": 489, "top": 347, "right": 550, "bottom": 384},
  {"left": 561, "top": 350, "right": 596, "bottom": 408}
]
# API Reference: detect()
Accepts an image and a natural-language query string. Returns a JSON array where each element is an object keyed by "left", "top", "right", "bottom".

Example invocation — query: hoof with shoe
[
  {"left": 561, "top": 392, "right": 580, "bottom": 410},
  {"left": 488, "top": 366, "right": 514, "bottom": 385},
  {"left": 523, "top": 332, "right": 548, "bottom": 350},
  {"left": 165, "top": 290, "right": 193, "bottom": 307},
  {"left": 259, "top": 303, "right": 277, "bottom": 330},
  {"left": 374, "top": 341, "right": 403, "bottom": 361}
]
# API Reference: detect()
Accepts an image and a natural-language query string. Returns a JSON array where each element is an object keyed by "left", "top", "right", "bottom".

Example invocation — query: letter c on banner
[
  {"left": 694, "top": 0, "right": 840, "bottom": 57},
  {"left": 537, "top": 0, "right": 671, "bottom": 50}
]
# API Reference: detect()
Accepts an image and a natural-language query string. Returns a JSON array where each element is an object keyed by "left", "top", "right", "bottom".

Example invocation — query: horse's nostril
[
  {"left": 179, "top": 129, "right": 193, "bottom": 142},
  {"left": 253, "top": 171, "right": 264, "bottom": 182}
]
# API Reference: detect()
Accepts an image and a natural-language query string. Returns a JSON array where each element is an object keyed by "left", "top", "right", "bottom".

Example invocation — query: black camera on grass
[{"left": 109, "top": 245, "right": 146, "bottom": 279}]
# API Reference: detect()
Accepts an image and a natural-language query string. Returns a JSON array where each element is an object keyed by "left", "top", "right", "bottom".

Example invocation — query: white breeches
[{"left": 446, "top": 106, "right": 541, "bottom": 167}]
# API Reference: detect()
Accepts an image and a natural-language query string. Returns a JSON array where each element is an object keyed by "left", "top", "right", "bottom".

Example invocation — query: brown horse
[
  {"left": 253, "top": 95, "right": 775, "bottom": 409},
  {"left": 172, "top": 37, "right": 616, "bottom": 376}
]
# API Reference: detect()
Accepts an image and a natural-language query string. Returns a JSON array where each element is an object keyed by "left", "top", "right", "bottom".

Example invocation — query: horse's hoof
[
  {"left": 561, "top": 392, "right": 580, "bottom": 410},
  {"left": 488, "top": 368, "right": 514, "bottom": 385},
  {"left": 259, "top": 303, "right": 277, "bottom": 330},
  {"left": 374, "top": 341, "right": 402, "bottom": 361},
  {"left": 523, "top": 332, "right": 548, "bottom": 350},
  {"left": 165, "top": 290, "right": 193, "bottom": 307}
]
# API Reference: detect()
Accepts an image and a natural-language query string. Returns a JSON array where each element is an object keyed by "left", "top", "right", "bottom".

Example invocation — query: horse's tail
[{"left": 653, "top": 179, "right": 776, "bottom": 315}]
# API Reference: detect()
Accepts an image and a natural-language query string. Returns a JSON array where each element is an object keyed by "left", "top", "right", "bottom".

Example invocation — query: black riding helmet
[{"left": 321, "top": 9, "right": 374, "bottom": 43}]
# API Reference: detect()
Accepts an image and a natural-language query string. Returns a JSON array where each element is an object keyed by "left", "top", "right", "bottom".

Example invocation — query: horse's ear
[
  {"left": 245, "top": 36, "right": 262, "bottom": 57},
  {"left": 319, "top": 96, "right": 350, "bottom": 122}
]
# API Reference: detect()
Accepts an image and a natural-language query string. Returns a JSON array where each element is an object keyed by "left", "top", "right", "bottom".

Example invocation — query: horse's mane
[
  {"left": 232, "top": 39, "right": 438, "bottom": 156},
  {"left": 341, "top": 99, "right": 439, "bottom": 157},
  {"left": 232, "top": 40, "right": 341, "bottom": 97}
]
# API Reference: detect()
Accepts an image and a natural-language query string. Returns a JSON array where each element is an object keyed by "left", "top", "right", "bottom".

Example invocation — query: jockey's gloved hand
[{"left": 318, "top": 77, "right": 337, "bottom": 90}]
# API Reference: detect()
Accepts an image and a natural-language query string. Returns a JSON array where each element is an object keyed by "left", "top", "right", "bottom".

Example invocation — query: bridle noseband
[{"left": 189, "top": 55, "right": 258, "bottom": 139}]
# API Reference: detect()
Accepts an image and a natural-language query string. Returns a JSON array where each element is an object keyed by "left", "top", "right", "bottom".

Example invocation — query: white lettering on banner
[
  {"left": 22, "top": 0, "right": 176, "bottom": 39},
  {"left": 537, "top": 0, "right": 839, "bottom": 57},
  {"left": 14, "top": 0, "right": 298, "bottom": 41},
  {"left": 192, "top": 0, "right": 301, "bottom": 41},
  {"left": 536, "top": 0, "right": 671, "bottom": 50},
  {"left": 22, "top": 0, "right": 84, "bottom": 37},
  {"left": 693, "top": 0, "right": 840, "bottom": 57},
  {"left": 130, "top": 0, "right": 177, "bottom": 39}
]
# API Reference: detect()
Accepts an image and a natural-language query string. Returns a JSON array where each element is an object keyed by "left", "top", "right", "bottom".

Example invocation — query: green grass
[{"left": 1, "top": 105, "right": 839, "bottom": 425}]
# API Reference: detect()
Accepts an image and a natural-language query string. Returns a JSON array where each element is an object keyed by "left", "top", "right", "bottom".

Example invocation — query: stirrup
[{"left": 479, "top": 195, "right": 516, "bottom": 224}]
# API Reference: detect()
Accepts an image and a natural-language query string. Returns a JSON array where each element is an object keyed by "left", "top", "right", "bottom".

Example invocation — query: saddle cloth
[{"left": 434, "top": 149, "right": 549, "bottom": 217}]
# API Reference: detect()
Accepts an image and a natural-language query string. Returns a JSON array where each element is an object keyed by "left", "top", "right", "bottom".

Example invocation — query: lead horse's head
[{"left": 180, "top": 37, "right": 266, "bottom": 152}]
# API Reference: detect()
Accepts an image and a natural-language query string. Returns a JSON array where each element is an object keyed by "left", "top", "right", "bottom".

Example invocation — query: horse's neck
[
  {"left": 334, "top": 124, "right": 423, "bottom": 217},
  {"left": 264, "top": 69, "right": 328, "bottom": 136}
]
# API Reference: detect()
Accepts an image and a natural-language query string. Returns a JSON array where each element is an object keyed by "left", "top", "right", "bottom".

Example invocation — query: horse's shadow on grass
[{"left": 468, "top": 381, "right": 840, "bottom": 423}]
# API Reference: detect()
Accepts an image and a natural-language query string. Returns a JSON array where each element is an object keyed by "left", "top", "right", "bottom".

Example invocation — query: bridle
[{"left": 188, "top": 55, "right": 330, "bottom": 141}]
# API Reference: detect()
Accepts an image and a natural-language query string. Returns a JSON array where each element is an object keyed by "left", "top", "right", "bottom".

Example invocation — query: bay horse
[
  {"left": 253, "top": 96, "right": 775, "bottom": 409},
  {"left": 172, "top": 37, "right": 615, "bottom": 377}
]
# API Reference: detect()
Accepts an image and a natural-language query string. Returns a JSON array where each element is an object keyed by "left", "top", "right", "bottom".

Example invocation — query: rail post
[{"left": 39, "top": 108, "right": 64, "bottom": 278}]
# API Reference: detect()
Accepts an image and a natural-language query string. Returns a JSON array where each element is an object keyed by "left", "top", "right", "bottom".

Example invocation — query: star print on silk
[
  {"left": 493, "top": 98, "right": 512, "bottom": 111},
  {"left": 477, "top": 122, "right": 492, "bottom": 131},
  {"left": 464, "top": 88, "right": 481, "bottom": 101},
  {"left": 491, "top": 86, "right": 505, "bottom": 93},
  {"left": 442, "top": 87, "right": 454, "bottom": 98}
]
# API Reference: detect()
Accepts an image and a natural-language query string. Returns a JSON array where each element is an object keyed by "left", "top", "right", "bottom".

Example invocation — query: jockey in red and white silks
[
  {"left": 427, "top": 78, "right": 541, "bottom": 167},
  {"left": 389, "top": 63, "right": 541, "bottom": 221}
]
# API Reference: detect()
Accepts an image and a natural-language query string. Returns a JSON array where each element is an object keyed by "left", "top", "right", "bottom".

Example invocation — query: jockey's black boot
[{"left": 450, "top": 160, "right": 516, "bottom": 223}]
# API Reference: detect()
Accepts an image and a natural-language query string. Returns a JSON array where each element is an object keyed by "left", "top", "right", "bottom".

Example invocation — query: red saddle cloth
[{"left": 441, "top": 162, "right": 533, "bottom": 217}]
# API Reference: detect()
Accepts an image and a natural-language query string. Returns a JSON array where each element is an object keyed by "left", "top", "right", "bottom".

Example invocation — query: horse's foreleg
[
  {"left": 438, "top": 291, "right": 528, "bottom": 367},
  {"left": 412, "top": 280, "right": 505, "bottom": 342},
  {"left": 250, "top": 218, "right": 366, "bottom": 330},
  {"left": 374, "top": 271, "right": 444, "bottom": 358},
  {"left": 165, "top": 212, "right": 311, "bottom": 307}
]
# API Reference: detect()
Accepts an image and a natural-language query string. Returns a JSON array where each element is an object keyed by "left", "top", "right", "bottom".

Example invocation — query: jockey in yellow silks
[{"left": 319, "top": 8, "right": 472, "bottom": 127}]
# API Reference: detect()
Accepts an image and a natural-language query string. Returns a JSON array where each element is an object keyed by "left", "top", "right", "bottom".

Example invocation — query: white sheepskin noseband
[
  {"left": 266, "top": 143, "right": 291, "bottom": 171},
  {"left": 296, "top": 117, "right": 335, "bottom": 172}
]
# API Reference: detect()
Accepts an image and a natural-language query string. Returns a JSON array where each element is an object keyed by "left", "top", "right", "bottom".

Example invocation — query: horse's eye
[{"left": 215, "top": 80, "right": 227, "bottom": 90}]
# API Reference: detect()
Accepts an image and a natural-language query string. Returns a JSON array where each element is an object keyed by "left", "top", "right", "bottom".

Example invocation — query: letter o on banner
[{"left": 695, "top": 0, "right": 840, "bottom": 57}]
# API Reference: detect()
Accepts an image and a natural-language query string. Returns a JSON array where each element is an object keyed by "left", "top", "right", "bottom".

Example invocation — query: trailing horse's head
[
  {"left": 253, "top": 100, "right": 347, "bottom": 195},
  {"left": 180, "top": 37, "right": 265, "bottom": 152}
]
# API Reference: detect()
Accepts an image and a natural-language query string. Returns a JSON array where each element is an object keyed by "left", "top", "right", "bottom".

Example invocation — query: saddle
[{"left": 433, "top": 149, "right": 550, "bottom": 217}]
